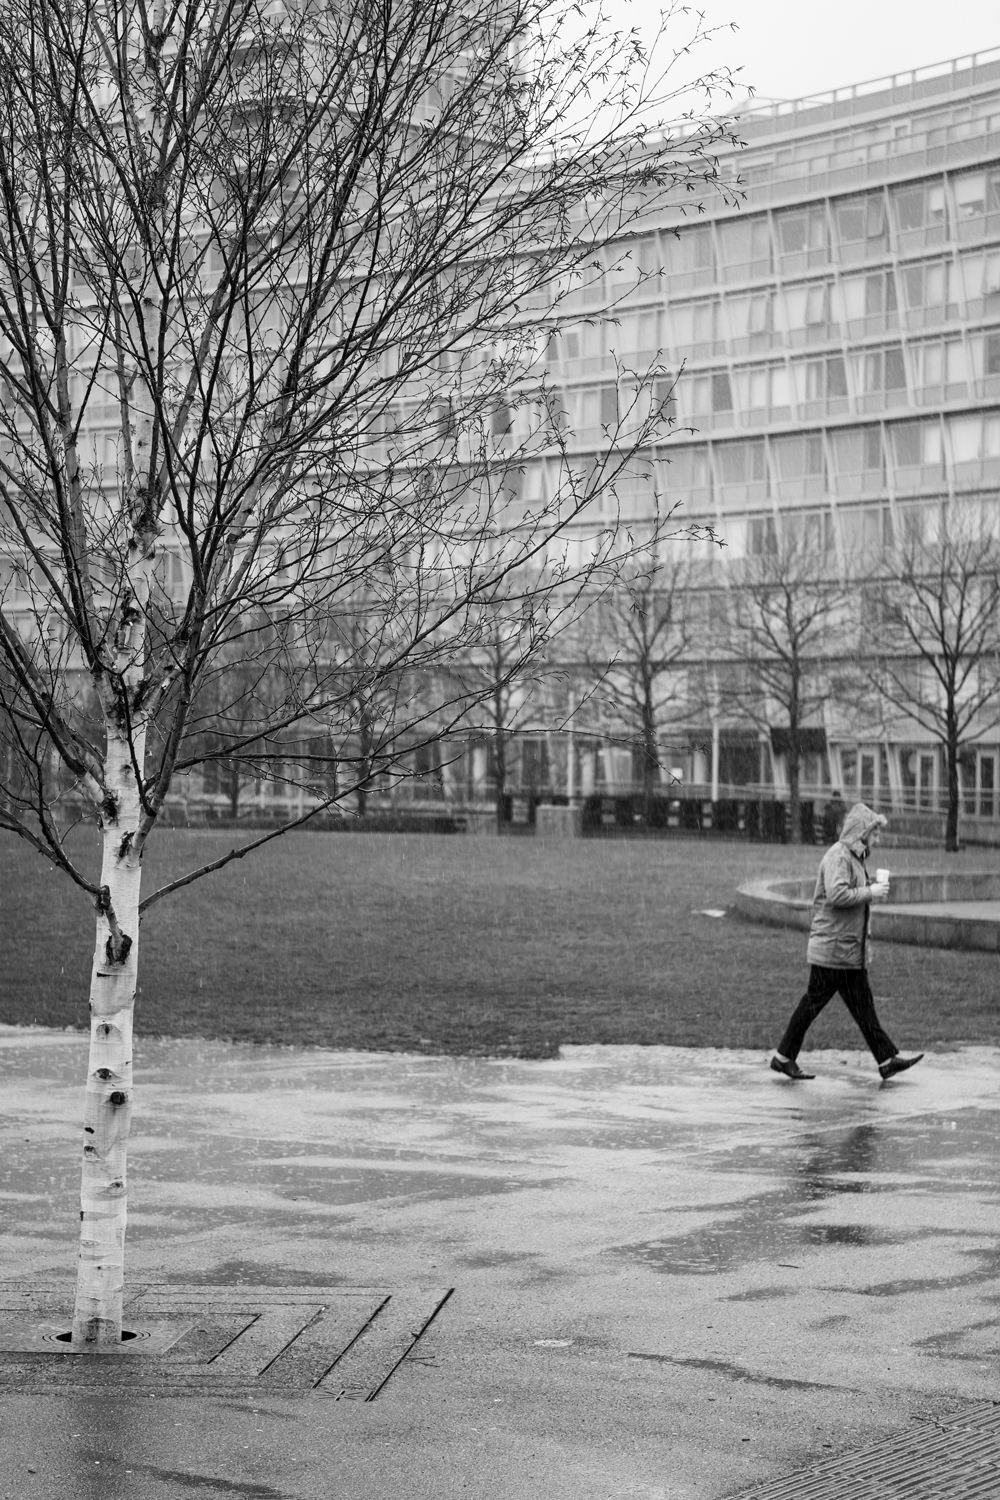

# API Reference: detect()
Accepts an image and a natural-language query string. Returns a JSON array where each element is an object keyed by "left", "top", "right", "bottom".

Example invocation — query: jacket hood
[{"left": 839, "top": 801, "right": 887, "bottom": 854}]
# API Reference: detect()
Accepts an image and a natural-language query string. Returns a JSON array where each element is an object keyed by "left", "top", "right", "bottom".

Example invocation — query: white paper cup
[{"left": 875, "top": 868, "right": 890, "bottom": 883}]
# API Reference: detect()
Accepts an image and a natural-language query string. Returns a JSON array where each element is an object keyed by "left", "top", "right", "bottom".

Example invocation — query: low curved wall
[{"left": 734, "top": 872, "right": 1000, "bottom": 952}]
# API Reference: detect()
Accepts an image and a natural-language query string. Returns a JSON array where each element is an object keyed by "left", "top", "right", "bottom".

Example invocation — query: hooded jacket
[{"left": 805, "top": 802, "right": 886, "bottom": 970}]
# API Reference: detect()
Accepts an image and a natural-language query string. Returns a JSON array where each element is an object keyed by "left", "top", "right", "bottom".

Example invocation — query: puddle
[{"left": 618, "top": 1117, "right": 998, "bottom": 1276}]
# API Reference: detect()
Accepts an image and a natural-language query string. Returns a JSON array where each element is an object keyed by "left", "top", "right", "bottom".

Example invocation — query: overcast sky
[{"left": 611, "top": 1, "right": 998, "bottom": 107}]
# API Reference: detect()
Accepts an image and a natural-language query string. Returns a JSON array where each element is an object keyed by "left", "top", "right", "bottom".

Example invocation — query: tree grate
[
  {"left": 731, "top": 1401, "right": 1000, "bottom": 1498},
  {"left": 0, "top": 1281, "right": 453, "bottom": 1400}
]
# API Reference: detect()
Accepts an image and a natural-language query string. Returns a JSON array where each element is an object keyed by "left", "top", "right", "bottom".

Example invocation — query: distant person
[
  {"left": 769, "top": 801, "right": 923, "bottom": 1082},
  {"left": 822, "top": 788, "right": 847, "bottom": 843}
]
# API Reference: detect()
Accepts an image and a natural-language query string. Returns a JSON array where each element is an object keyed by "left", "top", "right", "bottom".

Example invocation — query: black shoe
[
  {"left": 770, "top": 1056, "right": 815, "bottom": 1081},
  {"left": 879, "top": 1053, "right": 924, "bottom": 1081}
]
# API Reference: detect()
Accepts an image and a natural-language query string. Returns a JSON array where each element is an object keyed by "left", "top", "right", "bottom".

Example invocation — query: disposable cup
[{"left": 875, "top": 868, "right": 890, "bottom": 883}]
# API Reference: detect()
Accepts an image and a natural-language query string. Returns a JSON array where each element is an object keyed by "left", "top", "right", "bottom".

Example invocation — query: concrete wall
[{"left": 734, "top": 872, "right": 1000, "bottom": 952}]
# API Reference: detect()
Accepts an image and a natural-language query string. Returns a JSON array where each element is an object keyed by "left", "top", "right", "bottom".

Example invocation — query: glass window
[
  {"left": 835, "top": 193, "right": 888, "bottom": 253},
  {"left": 863, "top": 344, "right": 906, "bottom": 393},
  {"left": 839, "top": 505, "right": 892, "bottom": 553},
  {"left": 659, "top": 444, "right": 710, "bottom": 490},
  {"left": 778, "top": 213, "right": 808, "bottom": 254},
  {"left": 716, "top": 215, "right": 771, "bottom": 271},
  {"left": 892, "top": 185, "right": 927, "bottom": 232},
  {"left": 783, "top": 509, "right": 833, "bottom": 551},
  {"left": 747, "top": 513, "right": 778, "bottom": 553},
  {"left": 716, "top": 439, "right": 766, "bottom": 482},
  {"left": 889, "top": 422, "right": 921, "bottom": 466},
  {"left": 827, "top": 355, "right": 847, "bottom": 397},
  {"left": 885, "top": 346, "right": 906, "bottom": 390},
  {"left": 747, "top": 367, "right": 770, "bottom": 409},
  {"left": 711, "top": 372, "right": 732, "bottom": 412},
  {"left": 669, "top": 227, "right": 714, "bottom": 276},
  {"left": 805, "top": 283, "right": 829, "bottom": 324},
  {"left": 770, "top": 366, "right": 791, "bottom": 408},
  {"left": 600, "top": 385, "right": 619, "bottom": 427},
  {"left": 693, "top": 300, "right": 717, "bottom": 343},
  {"left": 954, "top": 171, "right": 986, "bottom": 218},
  {"left": 947, "top": 414, "right": 982, "bottom": 461},
  {"left": 864, "top": 271, "right": 897, "bottom": 316},
  {"left": 902, "top": 259, "right": 951, "bottom": 311},
  {"left": 830, "top": 428, "right": 864, "bottom": 473},
  {"left": 772, "top": 434, "right": 823, "bottom": 479}
]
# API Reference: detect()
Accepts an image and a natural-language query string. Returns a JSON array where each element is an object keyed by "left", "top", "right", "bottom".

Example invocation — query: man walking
[{"left": 770, "top": 801, "right": 923, "bottom": 1082}]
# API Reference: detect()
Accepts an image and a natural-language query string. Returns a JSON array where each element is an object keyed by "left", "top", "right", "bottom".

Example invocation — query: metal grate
[
  {"left": 0, "top": 1281, "right": 453, "bottom": 1399},
  {"left": 731, "top": 1402, "right": 1000, "bottom": 1498}
]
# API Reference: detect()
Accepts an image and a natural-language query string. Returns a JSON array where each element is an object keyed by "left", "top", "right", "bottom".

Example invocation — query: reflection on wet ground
[{"left": 619, "top": 1115, "right": 1000, "bottom": 1277}]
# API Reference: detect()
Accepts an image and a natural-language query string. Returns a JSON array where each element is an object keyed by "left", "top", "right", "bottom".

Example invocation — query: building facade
[{"left": 497, "top": 46, "right": 1000, "bottom": 838}]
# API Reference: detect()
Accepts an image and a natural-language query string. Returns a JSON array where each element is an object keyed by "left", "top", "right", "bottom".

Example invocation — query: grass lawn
[{"left": 1, "top": 828, "right": 997, "bottom": 1057}]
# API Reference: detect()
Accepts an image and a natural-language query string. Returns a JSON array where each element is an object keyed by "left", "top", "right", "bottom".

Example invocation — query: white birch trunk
[{"left": 72, "top": 722, "right": 145, "bottom": 1346}]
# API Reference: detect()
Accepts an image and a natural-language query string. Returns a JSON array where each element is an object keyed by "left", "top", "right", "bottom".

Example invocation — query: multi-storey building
[
  {"left": 14, "top": 34, "right": 993, "bottom": 835},
  {"left": 506, "top": 46, "right": 1000, "bottom": 838}
]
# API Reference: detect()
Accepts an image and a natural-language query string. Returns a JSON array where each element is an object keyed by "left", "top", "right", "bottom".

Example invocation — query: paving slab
[{"left": 0, "top": 1026, "right": 998, "bottom": 1499}]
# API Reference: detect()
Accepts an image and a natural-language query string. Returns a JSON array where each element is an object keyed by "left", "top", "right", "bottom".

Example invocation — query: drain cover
[
  {"left": 0, "top": 1282, "right": 453, "bottom": 1399},
  {"left": 732, "top": 1400, "right": 1000, "bottom": 1498}
]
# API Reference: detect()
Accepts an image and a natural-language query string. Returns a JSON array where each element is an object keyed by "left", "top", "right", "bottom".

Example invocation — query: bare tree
[
  {"left": 863, "top": 503, "right": 1000, "bottom": 853},
  {"left": 577, "top": 542, "right": 701, "bottom": 818},
  {"left": 0, "top": 0, "right": 740, "bottom": 1342},
  {"left": 715, "top": 528, "right": 854, "bottom": 843}
]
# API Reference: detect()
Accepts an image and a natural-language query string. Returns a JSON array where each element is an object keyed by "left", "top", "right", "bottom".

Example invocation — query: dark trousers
[{"left": 777, "top": 965, "right": 897, "bottom": 1065}]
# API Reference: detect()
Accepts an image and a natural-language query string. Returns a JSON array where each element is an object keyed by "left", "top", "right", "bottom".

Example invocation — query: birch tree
[
  {"left": 0, "top": 0, "right": 741, "bottom": 1343},
  {"left": 863, "top": 502, "right": 1000, "bottom": 852}
]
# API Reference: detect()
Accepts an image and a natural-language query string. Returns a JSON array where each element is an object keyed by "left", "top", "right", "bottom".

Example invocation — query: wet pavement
[{"left": 0, "top": 1026, "right": 998, "bottom": 1499}]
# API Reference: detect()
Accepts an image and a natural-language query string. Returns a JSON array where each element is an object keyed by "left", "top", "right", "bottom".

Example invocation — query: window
[
  {"left": 891, "top": 180, "right": 947, "bottom": 235},
  {"left": 711, "top": 372, "right": 732, "bottom": 412},
  {"left": 888, "top": 419, "right": 942, "bottom": 472},
  {"left": 748, "top": 291, "right": 773, "bottom": 335},
  {"left": 985, "top": 333, "right": 1000, "bottom": 377},
  {"left": 666, "top": 299, "right": 717, "bottom": 353},
  {"left": 778, "top": 213, "right": 809, "bottom": 254},
  {"left": 864, "top": 271, "right": 897, "bottom": 317},
  {"left": 747, "top": 367, "right": 770, "bottom": 410},
  {"left": 491, "top": 402, "right": 513, "bottom": 437},
  {"left": 772, "top": 434, "right": 824, "bottom": 480},
  {"left": 805, "top": 283, "right": 829, "bottom": 325},
  {"left": 658, "top": 444, "right": 710, "bottom": 495},
  {"left": 716, "top": 215, "right": 771, "bottom": 272},
  {"left": 900, "top": 260, "right": 949, "bottom": 311},
  {"left": 835, "top": 193, "right": 888, "bottom": 254},
  {"left": 839, "top": 505, "right": 892, "bottom": 554},
  {"left": 827, "top": 355, "right": 848, "bottom": 398},
  {"left": 716, "top": 439, "right": 766, "bottom": 483},
  {"left": 804, "top": 355, "right": 847, "bottom": 401},
  {"left": 863, "top": 344, "right": 907, "bottom": 395},
  {"left": 780, "top": 281, "right": 830, "bottom": 334},
  {"left": 726, "top": 291, "right": 773, "bottom": 340},
  {"left": 953, "top": 171, "right": 986, "bottom": 218},
  {"left": 783, "top": 509, "right": 833, "bottom": 551},
  {"left": 156, "top": 550, "right": 189, "bottom": 602},
  {"left": 747, "top": 513, "right": 778, "bottom": 553},
  {"left": 892, "top": 184, "right": 927, "bottom": 233},
  {"left": 776, "top": 205, "right": 826, "bottom": 260},
  {"left": 828, "top": 426, "right": 884, "bottom": 491},
  {"left": 947, "top": 414, "right": 984, "bottom": 461},
  {"left": 668, "top": 227, "right": 714, "bottom": 278},
  {"left": 896, "top": 499, "right": 942, "bottom": 543}
]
